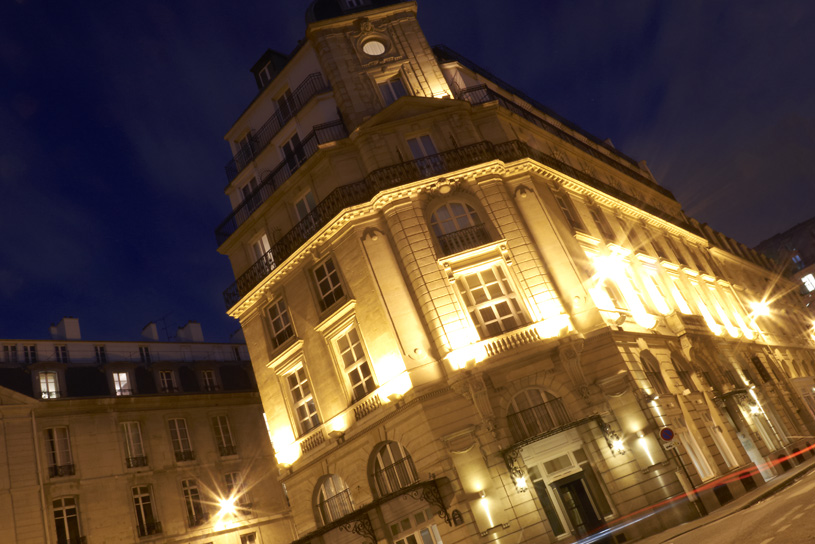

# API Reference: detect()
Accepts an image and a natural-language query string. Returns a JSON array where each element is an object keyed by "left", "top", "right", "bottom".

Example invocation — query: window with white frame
[
  {"left": 45, "top": 427, "right": 74, "bottom": 477},
  {"left": 240, "top": 533, "right": 257, "bottom": 544},
  {"left": 122, "top": 421, "right": 147, "bottom": 468},
  {"left": 287, "top": 366, "right": 320, "bottom": 434},
  {"left": 39, "top": 370, "right": 60, "bottom": 399},
  {"left": 506, "top": 389, "right": 569, "bottom": 443},
  {"left": 316, "top": 474, "right": 354, "bottom": 525},
  {"left": 389, "top": 509, "right": 444, "bottom": 544},
  {"left": 113, "top": 371, "right": 132, "bottom": 396},
  {"left": 212, "top": 415, "right": 237, "bottom": 456},
  {"left": 251, "top": 233, "right": 271, "bottom": 262},
  {"left": 94, "top": 345, "right": 107, "bottom": 364},
  {"left": 225, "top": 472, "right": 251, "bottom": 507},
  {"left": 132, "top": 485, "right": 161, "bottom": 537},
  {"left": 313, "top": 258, "right": 345, "bottom": 311},
  {"left": 182, "top": 479, "right": 207, "bottom": 526},
  {"left": 168, "top": 418, "right": 194, "bottom": 462},
  {"left": 407, "top": 134, "right": 441, "bottom": 177},
  {"left": 23, "top": 344, "right": 37, "bottom": 363},
  {"left": 373, "top": 442, "right": 418, "bottom": 496},
  {"left": 159, "top": 370, "right": 177, "bottom": 392},
  {"left": 139, "top": 346, "right": 151, "bottom": 363},
  {"left": 803, "top": 274, "right": 815, "bottom": 293},
  {"left": 202, "top": 369, "right": 218, "bottom": 391},
  {"left": 295, "top": 190, "right": 317, "bottom": 222},
  {"left": 429, "top": 201, "right": 490, "bottom": 256},
  {"left": 268, "top": 298, "right": 295, "bottom": 349},
  {"left": 379, "top": 76, "right": 406, "bottom": 106},
  {"left": 553, "top": 191, "right": 584, "bottom": 232},
  {"left": 54, "top": 345, "right": 69, "bottom": 363},
  {"left": 336, "top": 327, "right": 376, "bottom": 402},
  {"left": 53, "top": 497, "right": 82, "bottom": 543},
  {"left": 3, "top": 344, "right": 18, "bottom": 363},
  {"left": 456, "top": 264, "right": 527, "bottom": 339},
  {"left": 589, "top": 207, "right": 615, "bottom": 242}
]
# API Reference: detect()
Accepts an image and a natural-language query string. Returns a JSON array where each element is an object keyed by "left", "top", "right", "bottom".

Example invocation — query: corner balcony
[
  {"left": 216, "top": 120, "right": 348, "bottom": 245},
  {"left": 222, "top": 138, "right": 695, "bottom": 310},
  {"left": 224, "top": 72, "right": 331, "bottom": 182}
]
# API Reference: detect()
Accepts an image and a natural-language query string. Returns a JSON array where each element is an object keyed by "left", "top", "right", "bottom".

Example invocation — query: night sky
[{"left": 2, "top": 1, "right": 813, "bottom": 341}]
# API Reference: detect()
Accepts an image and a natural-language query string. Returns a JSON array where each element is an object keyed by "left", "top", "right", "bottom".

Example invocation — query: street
[{"left": 637, "top": 468, "right": 815, "bottom": 544}]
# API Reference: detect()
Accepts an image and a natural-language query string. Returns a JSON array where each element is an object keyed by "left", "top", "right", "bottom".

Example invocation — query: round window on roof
[{"left": 362, "top": 40, "right": 386, "bottom": 56}]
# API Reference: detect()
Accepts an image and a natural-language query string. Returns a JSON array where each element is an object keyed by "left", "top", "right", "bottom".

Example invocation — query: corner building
[{"left": 216, "top": 1, "right": 815, "bottom": 542}]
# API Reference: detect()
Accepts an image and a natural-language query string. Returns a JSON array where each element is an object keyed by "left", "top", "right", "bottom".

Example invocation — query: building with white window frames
[
  {"left": 215, "top": 1, "right": 815, "bottom": 543},
  {"left": 0, "top": 317, "right": 294, "bottom": 544}
]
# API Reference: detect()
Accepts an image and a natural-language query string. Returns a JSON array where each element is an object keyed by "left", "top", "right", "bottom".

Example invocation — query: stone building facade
[
  {"left": 215, "top": 1, "right": 815, "bottom": 543},
  {"left": 0, "top": 317, "right": 293, "bottom": 544}
]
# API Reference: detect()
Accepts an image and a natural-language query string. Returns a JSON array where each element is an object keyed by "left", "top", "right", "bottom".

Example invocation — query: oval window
[{"left": 362, "top": 40, "right": 386, "bottom": 56}]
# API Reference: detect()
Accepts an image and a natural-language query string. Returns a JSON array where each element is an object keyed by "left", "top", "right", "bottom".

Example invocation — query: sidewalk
[{"left": 630, "top": 453, "right": 815, "bottom": 544}]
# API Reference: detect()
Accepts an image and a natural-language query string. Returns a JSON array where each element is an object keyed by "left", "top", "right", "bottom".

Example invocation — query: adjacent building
[
  {"left": 756, "top": 215, "right": 815, "bottom": 311},
  {"left": 0, "top": 317, "right": 294, "bottom": 544},
  {"left": 215, "top": 1, "right": 815, "bottom": 543}
]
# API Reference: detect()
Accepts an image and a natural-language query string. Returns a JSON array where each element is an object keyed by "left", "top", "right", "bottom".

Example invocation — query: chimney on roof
[
  {"left": 142, "top": 322, "right": 159, "bottom": 341},
  {"left": 177, "top": 321, "right": 204, "bottom": 343},
  {"left": 50, "top": 317, "right": 81, "bottom": 340}
]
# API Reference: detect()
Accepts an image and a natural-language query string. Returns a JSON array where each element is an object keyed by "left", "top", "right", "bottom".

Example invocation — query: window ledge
[
  {"left": 267, "top": 338, "right": 304, "bottom": 370},
  {"left": 314, "top": 299, "right": 357, "bottom": 336}
]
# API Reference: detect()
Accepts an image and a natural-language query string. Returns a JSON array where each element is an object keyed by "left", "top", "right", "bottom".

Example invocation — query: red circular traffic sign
[{"left": 659, "top": 427, "right": 675, "bottom": 441}]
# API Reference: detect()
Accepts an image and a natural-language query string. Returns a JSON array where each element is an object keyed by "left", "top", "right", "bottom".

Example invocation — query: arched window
[
  {"left": 640, "top": 352, "right": 668, "bottom": 395},
  {"left": 315, "top": 474, "right": 353, "bottom": 525},
  {"left": 372, "top": 442, "right": 418, "bottom": 496},
  {"left": 506, "top": 389, "right": 569, "bottom": 442},
  {"left": 429, "top": 202, "right": 491, "bottom": 255}
]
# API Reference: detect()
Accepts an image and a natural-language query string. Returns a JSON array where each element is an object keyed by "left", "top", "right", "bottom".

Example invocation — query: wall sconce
[
  {"left": 644, "top": 392, "right": 660, "bottom": 402},
  {"left": 514, "top": 476, "right": 528, "bottom": 493},
  {"left": 600, "top": 421, "right": 626, "bottom": 456}
]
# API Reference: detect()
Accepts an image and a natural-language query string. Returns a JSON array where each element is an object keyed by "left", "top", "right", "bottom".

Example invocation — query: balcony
[
  {"left": 219, "top": 444, "right": 238, "bottom": 456},
  {"left": 507, "top": 397, "right": 570, "bottom": 443},
  {"left": 222, "top": 138, "right": 693, "bottom": 310},
  {"left": 353, "top": 391, "right": 382, "bottom": 422},
  {"left": 317, "top": 489, "right": 355, "bottom": 526},
  {"left": 48, "top": 464, "right": 75, "bottom": 478},
  {"left": 174, "top": 450, "right": 196, "bottom": 462},
  {"left": 436, "top": 223, "right": 492, "bottom": 256},
  {"left": 216, "top": 120, "right": 349, "bottom": 245},
  {"left": 373, "top": 457, "right": 419, "bottom": 497},
  {"left": 137, "top": 522, "right": 162, "bottom": 538},
  {"left": 299, "top": 426, "right": 326, "bottom": 454},
  {"left": 224, "top": 73, "right": 331, "bottom": 182},
  {"left": 126, "top": 455, "right": 149, "bottom": 468}
]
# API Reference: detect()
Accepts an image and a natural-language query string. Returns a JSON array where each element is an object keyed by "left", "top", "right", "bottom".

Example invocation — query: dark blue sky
[{"left": 1, "top": 1, "right": 813, "bottom": 341}]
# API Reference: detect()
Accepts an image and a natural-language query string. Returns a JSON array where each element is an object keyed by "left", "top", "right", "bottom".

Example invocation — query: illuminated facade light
[{"left": 751, "top": 301, "right": 771, "bottom": 317}]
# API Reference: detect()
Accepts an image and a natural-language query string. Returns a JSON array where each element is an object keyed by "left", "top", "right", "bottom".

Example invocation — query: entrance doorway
[{"left": 554, "top": 476, "right": 604, "bottom": 537}]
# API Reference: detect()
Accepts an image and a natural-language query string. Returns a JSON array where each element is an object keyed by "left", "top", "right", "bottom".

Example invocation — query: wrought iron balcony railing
[
  {"left": 126, "top": 455, "right": 149, "bottom": 468},
  {"left": 48, "top": 464, "right": 75, "bottom": 478},
  {"left": 436, "top": 223, "right": 492, "bottom": 256},
  {"left": 317, "top": 488, "right": 355, "bottom": 526},
  {"left": 174, "top": 450, "right": 196, "bottom": 462},
  {"left": 224, "top": 73, "right": 331, "bottom": 182},
  {"left": 137, "top": 521, "right": 162, "bottom": 538},
  {"left": 506, "top": 397, "right": 570, "bottom": 443},
  {"left": 373, "top": 457, "right": 419, "bottom": 497},
  {"left": 216, "top": 120, "right": 348, "bottom": 245},
  {"left": 222, "top": 139, "right": 691, "bottom": 309}
]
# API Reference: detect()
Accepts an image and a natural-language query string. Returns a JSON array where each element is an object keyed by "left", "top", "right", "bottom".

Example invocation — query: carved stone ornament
[
  {"left": 451, "top": 370, "right": 498, "bottom": 438},
  {"left": 514, "top": 184, "right": 534, "bottom": 199},
  {"left": 557, "top": 337, "right": 589, "bottom": 400}
]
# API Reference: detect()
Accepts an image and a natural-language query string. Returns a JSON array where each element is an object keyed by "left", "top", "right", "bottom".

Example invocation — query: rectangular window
[
  {"left": 554, "top": 192, "right": 585, "bottom": 232},
  {"left": 251, "top": 233, "right": 271, "bottom": 262},
  {"left": 242, "top": 177, "right": 262, "bottom": 211},
  {"left": 268, "top": 298, "right": 295, "bottom": 349},
  {"left": 168, "top": 418, "right": 194, "bottom": 462},
  {"left": 407, "top": 135, "right": 442, "bottom": 177},
  {"left": 202, "top": 369, "right": 218, "bottom": 392},
  {"left": 622, "top": 220, "right": 642, "bottom": 250},
  {"left": 139, "top": 346, "right": 151, "bottom": 364},
  {"left": 54, "top": 345, "right": 69, "bottom": 364},
  {"left": 650, "top": 238, "right": 670, "bottom": 261},
  {"left": 288, "top": 367, "right": 320, "bottom": 434},
  {"left": 132, "top": 486, "right": 161, "bottom": 537},
  {"left": 295, "top": 190, "right": 317, "bottom": 222},
  {"left": 379, "top": 76, "right": 407, "bottom": 106},
  {"left": 3, "top": 345, "right": 18, "bottom": 363},
  {"left": 46, "top": 427, "right": 74, "bottom": 477},
  {"left": 159, "top": 370, "right": 177, "bottom": 392},
  {"left": 182, "top": 479, "right": 207, "bottom": 526},
  {"left": 94, "top": 345, "right": 107, "bottom": 364},
  {"left": 113, "top": 371, "right": 132, "bottom": 396},
  {"left": 123, "top": 421, "right": 148, "bottom": 468},
  {"left": 212, "top": 415, "right": 236, "bottom": 456},
  {"left": 314, "top": 258, "right": 345, "bottom": 311},
  {"left": 456, "top": 264, "right": 527, "bottom": 339},
  {"left": 39, "top": 371, "right": 60, "bottom": 399},
  {"left": 282, "top": 133, "right": 306, "bottom": 172},
  {"left": 665, "top": 237, "right": 690, "bottom": 267},
  {"left": 337, "top": 327, "right": 376, "bottom": 402},
  {"left": 53, "top": 497, "right": 81, "bottom": 544},
  {"left": 23, "top": 344, "right": 37, "bottom": 363},
  {"left": 590, "top": 207, "right": 615, "bottom": 242},
  {"left": 277, "top": 88, "right": 294, "bottom": 120},
  {"left": 240, "top": 534, "right": 257, "bottom": 544},
  {"left": 225, "top": 472, "right": 251, "bottom": 507}
]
